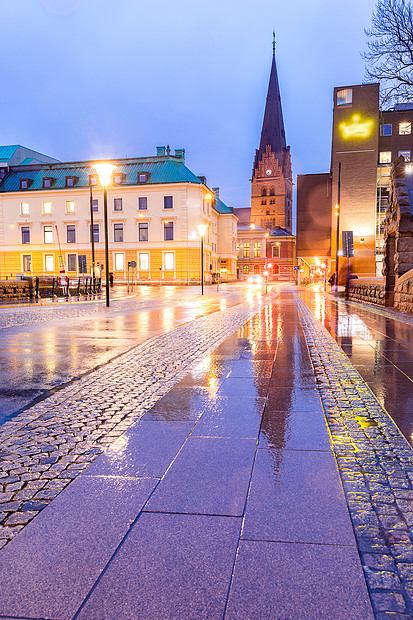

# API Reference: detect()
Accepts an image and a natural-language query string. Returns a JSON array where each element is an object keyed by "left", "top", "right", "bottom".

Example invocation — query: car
[{"left": 248, "top": 275, "right": 263, "bottom": 285}]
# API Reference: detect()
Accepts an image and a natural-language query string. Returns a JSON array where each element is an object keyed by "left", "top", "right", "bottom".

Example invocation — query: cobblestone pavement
[
  {"left": 298, "top": 295, "right": 413, "bottom": 618},
  {"left": 0, "top": 296, "right": 270, "bottom": 547}
]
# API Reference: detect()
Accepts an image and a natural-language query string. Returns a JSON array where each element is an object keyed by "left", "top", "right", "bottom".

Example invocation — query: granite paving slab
[{"left": 258, "top": 409, "right": 332, "bottom": 451}]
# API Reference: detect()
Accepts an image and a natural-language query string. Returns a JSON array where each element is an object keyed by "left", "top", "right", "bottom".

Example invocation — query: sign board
[
  {"left": 342, "top": 231, "right": 354, "bottom": 258},
  {"left": 128, "top": 260, "right": 137, "bottom": 269},
  {"left": 78, "top": 254, "right": 87, "bottom": 273}
]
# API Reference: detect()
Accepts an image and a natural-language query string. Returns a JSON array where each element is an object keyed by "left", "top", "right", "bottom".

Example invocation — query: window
[
  {"left": 236, "top": 242, "right": 239, "bottom": 258},
  {"left": 43, "top": 177, "right": 55, "bottom": 188},
  {"left": 21, "top": 226, "right": 30, "bottom": 244},
  {"left": 89, "top": 175, "right": 98, "bottom": 186},
  {"left": 337, "top": 88, "right": 352, "bottom": 106},
  {"left": 261, "top": 199, "right": 267, "bottom": 205},
  {"left": 270, "top": 187, "right": 275, "bottom": 196},
  {"left": 66, "top": 225, "right": 76, "bottom": 244},
  {"left": 67, "top": 254, "right": 77, "bottom": 271},
  {"left": 254, "top": 242, "right": 260, "bottom": 258},
  {"left": 114, "top": 253, "right": 124, "bottom": 271},
  {"left": 92, "top": 199, "right": 98, "bottom": 212},
  {"left": 66, "top": 176, "right": 75, "bottom": 187},
  {"left": 66, "top": 201, "right": 75, "bottom": 213},
  {"left": 139, "top": 222, "right": 148, "bottom": 241},
  {"left": 164, "top": 196, "right": 173, "bottom": 209},
  {"left": 22, "top": 255, "right": 32, "bottom": 272},
  {"left": 379, "top": 151, "right": 392, "bottom": 164},
  {"left": 399, "top": 150, "right": 411, "bottom": 161},
  {"left": 399, "top": 121, "right": 411, "bottom": 135},
  {"left": 139, "top": 252, "right": 149, "bottom": 271},
  {"left": 261, "top": 188, "right": 267, "bottom": 196},
  {"left": 20, "top": 202, "right": 29, "bottom": 215},
  {"left": 138, "top": 197, "right": 147, "bottom": 210},
  {"left": 114, "top": 223, "right": 124, "bottom": 242},
  {"left": 138, "top": 172, "right": 149, "bottom": 183},
  {"left": 43, "top": 201, "right": 52, "bottom": 214},
  {"left": 164, "top": 252, "right": 174, "bottom": 270},
  {"left": 244, "top": 242, "right": 250, "bottom": 258},
  {"left": 266, "top": 209, "right": 270, "bottom": 215},
  {"left": 380, "top": 124, "right": 392, "bottom": 136},
  {"left": 243, "top": 265, "right": 249, "bottom": 274},
  {"left": 90, "top": 224, "right": 99, "bottom": 243},
  {"left": 45, "top": 254, "right": 54, "bottom": 272},
  {"left": 272, "top": 245, "right": 280, "bottom": 258},
  {"left": 114, "top": 198, "right": 123, "bottom": 211},
  {"left": 164, "top": 221, "right": 174, "bottom": 241},
  {"left": 44, "top": 225, "right": 53, "bottom": 243},
  {"left": 114, "top": 174, "right": 123, "bottom": 184},
  {"left": 20, "top": 179, "right": 30, "bottom": 190}
]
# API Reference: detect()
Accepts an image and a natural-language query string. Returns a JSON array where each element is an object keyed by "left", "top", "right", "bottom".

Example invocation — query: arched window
[
  {"left": 266, "top": 209, "right": 270, "bottom": 215},
  {"left": 270, "top": 187, "right": 275, "bottom": 196},
  {"left": 261, "top": 188, "right": 267, "bottom": 197}
]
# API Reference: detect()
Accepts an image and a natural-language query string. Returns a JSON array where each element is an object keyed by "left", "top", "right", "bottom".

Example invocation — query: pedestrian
[{"left": 109, "top": 272, "right": 114, "bottom": 287}]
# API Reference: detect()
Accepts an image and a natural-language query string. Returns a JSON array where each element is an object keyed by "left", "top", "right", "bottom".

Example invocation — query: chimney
[
  {"left": 174, "top": 149, "right": 185, "bottom": 161},
  {"left": 212, "top": 187, "right": 219, "bottom": 199},
  {"left": 156, "top": 146, "right": 166, "bottom": 156}
]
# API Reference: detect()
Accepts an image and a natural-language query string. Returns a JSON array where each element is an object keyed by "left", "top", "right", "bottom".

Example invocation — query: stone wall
[
  {"left": 347, "top": 278, "right": 386, "bottom": 306},
  {"left": 394, "top": 268, "right": 413, "bottom": 314},
  {"left": 0, "top": 280, "right": 30, "bottom": 300}
]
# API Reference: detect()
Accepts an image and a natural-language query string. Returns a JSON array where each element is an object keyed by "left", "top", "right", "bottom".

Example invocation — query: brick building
[
  {"left": 297, "top": 83, "right": 413, "bottom": 278},
  {"left": 236, "top": 45, "right": 296, "bottom": 281}
]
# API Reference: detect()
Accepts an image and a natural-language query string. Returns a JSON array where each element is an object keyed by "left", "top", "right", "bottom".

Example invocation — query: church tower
[{"left": 251, "top": 41, "right": 292, "bottom": 232}]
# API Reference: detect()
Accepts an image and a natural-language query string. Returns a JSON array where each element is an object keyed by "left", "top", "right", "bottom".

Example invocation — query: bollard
[
  {"left": 51, "top": 277, "right": 55, "bottom": 297},
  {"left": 35, "top": 277, "right": 39, "bottom": 299}
]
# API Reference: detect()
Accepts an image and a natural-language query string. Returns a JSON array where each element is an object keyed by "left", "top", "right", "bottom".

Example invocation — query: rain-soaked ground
[
  {"left": 0, "top": 284, "right": 265, "bottom": 423},
  {"left": 301, "top": 286, "right": 413, "bottom": 447}
]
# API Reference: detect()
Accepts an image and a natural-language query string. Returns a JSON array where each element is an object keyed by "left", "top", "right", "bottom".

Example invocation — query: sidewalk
[{"left": 0, "top": 292, "right": 375, "bottom": 618}]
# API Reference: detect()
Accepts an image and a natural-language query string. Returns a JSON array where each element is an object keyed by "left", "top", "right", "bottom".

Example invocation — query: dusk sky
[{"left": 2, "top": 0, "right": 377, "bottom": 220}]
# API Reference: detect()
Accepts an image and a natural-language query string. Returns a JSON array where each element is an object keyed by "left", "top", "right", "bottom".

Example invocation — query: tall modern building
[
  {"left": 297, "top": 83, "right": 413, "bottom": 278},
  {"left": 236, "top": 44, "right": 295, "bottom": 281}
]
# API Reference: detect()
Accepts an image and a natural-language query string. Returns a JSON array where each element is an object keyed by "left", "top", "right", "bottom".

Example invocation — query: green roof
[
  {"left": 214, "top": 196, "right": 233, "bottom": 214},
  {"left": 0, "top": 145, "right": 19, "bottom": 162},
  {"left": 0, "top": 156, "right": 203, "bottom": 193}
]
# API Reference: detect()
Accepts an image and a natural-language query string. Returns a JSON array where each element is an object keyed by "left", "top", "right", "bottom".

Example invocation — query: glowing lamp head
[
  {"left": 92, "top": 163, "right": 117, "bottom": 187},
  {"left": 265, "top": 232, "right": 269, "bottom": 237},
  {"left": 406, "top": 164, "right": 413, "bottom": 174},
  {"left": 205, "top": 193, "right": 213, "bottom": 201},
  {"left": 197, "top": 223, "right": 208, "bottom": 237},
  {"left": 334, "top": 203, "right": 340, "bottom": 216}
]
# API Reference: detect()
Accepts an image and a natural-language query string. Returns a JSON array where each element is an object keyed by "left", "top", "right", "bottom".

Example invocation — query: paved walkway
[{"left": 1, "top": 290, "right": 413, "bottom": 617}]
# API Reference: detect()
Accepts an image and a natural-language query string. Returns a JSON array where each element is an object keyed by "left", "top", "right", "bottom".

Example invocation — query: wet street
[
  {"left": 0, "top": 284, "right": 263, "bottom": 422},
  {"left": 0, "top": 284, "right": 413, "bottom": 617}
]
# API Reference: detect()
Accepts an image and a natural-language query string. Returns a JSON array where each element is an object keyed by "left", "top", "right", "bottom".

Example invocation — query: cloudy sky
[{"left": 2, "top": 0, "right": 377, "bottom": 218}]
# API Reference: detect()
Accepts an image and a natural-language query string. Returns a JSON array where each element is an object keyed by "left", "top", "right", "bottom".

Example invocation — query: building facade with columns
[{"left": 0, "top": 145, "right": 238, "bottom": 283}]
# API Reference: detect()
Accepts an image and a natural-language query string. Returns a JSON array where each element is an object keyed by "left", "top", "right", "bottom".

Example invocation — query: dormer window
[
  {"left": 20, "top": 178, "right": 32, "bottom": 190},
  {"left": 65, "top": 176, "right": 78, "bottom": 187},
  {"left": 114, "top": 173, "right": 126, "bottom": 184},
  {"left": 89, "top": 174, "right": 98, "bottom": 186},
  {"left": 43, "top": 177, "right": 55, "bottom": 189},
  {"left": 138, "top": 172, "right": 149, "bottom": 183}
]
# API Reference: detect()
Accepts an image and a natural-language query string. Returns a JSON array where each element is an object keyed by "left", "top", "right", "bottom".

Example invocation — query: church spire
[{"left": 254, "top": 42, "right": 287, "bottom": 172}]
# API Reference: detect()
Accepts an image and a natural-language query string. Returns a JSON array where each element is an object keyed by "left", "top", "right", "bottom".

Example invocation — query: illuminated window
[
  {"left": 272, "top": 245, "right": 280, "bottom": 258},
  {"left": 380, "top": 124, "right": 392, "bottom": 136},
  {"left": 399, "top": 121, "right": 411, "bottom": 135},
  {"left": 67, "top": 254, "right": 77, "bottom": 271},
  {"left": 254, "top": 242, "right": 260, "bottom": 258},
  {"left": 139, "top": 252, "right": 149, "bottom": 271},
  {"left": 337, "top": 88, "right": 352, "bottom": 106},
  {"left": 114, "top": 198, "right": 123, "bottom": 211},
  {"left": 243, "top": 265, "right": 249, "bottom": 274},
  {"left": 164, "top": 221, "right": 174, "bottom": 241},
  {"left": 164, "top": 251, "right": 174, "bottom": 270},
  {"left": 379, "top": 151, "right": 392, "bottom": 164},
  {"left": 90, "top": 224, "right": 99, "bottom": 242},
  {"left": 44, "top": 225, "right": 53, "bottom": 243},
  {"left": 92, "top": 199, "right": 98, "bottom": 212},
  {"left": 45, "top": 254, "right": 54, "bottom": 272},
  {"left": 20, "top": 202, "right": 29, "bottom": 215},
  {"left": 66, "top": 225, "right": 76, "bottom": 243},
  {"left": 236, "top": 242, "right": 239, "bottom": 258},
  {"left": 266, "top": 209, "right": 270, "bottom": 215},
  {"left": 43, "top": 201, "right": 52, "bottom": 214},
  {"left": 114, "top": 223, "right": 124, "bottom": 242},
  {"left": 21, "top": 226, "right": 30, "bottom": 244},
  {"left": 22, "top": 255, "right": 32, "bottom": 271},
  {"left": 261, "top": 188, "right": 267, "bottom": 196},
  {"left": 164, "top": 196, "right": 173, "bottom": 209},
  {"left": 66, "top": 201, "right": 75, "bottom": 213},
  {"left": 244, "top": 242, "right": 250, "bottom": 258},
  {"left": 139, "top": 222, "right": 148, "bottom": 241},
  {"left": 399, "top": 150, "right": 411, "bottom": 161},
  {"left": 138, "top": 197, "right": 147, "bottom": 210},
  {"left": 115, "top": 253, "right": 124, "bottom": 271}
]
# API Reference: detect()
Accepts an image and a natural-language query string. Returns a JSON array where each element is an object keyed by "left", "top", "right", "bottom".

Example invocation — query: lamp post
[
  {"left": 92, "top": 163, "right": 117, "bottom": 307},
  {"left": 334, "top": 162, "right": 341, "bottom": 292},
  {"left": 197, "top": 223, "right": 207, "bottom": 295}
]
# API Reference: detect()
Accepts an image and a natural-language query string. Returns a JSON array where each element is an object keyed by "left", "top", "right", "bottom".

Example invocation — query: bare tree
[{"left": 364, "top": 0, "right": 413, "bottom": 106}]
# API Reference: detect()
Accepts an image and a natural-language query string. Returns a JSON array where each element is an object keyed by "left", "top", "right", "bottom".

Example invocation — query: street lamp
[
  {"left": 334, "top": 162, "right": 342, "bottom": 292},
  {"left": 92, "top": 163, "right": 117, "bottom": 307},
  {"left": 197, "top": 223, "right": 208, "bottom": 295}
]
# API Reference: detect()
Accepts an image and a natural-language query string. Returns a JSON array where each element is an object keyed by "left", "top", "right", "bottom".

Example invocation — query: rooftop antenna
[{"left": 273, "top": 30, "right": 276, "bottom": 56}]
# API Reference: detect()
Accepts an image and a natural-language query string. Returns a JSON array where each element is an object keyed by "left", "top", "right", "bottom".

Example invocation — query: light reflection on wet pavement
[{"left": 301, "top": 288, "right": 413, "bottom": 448}]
